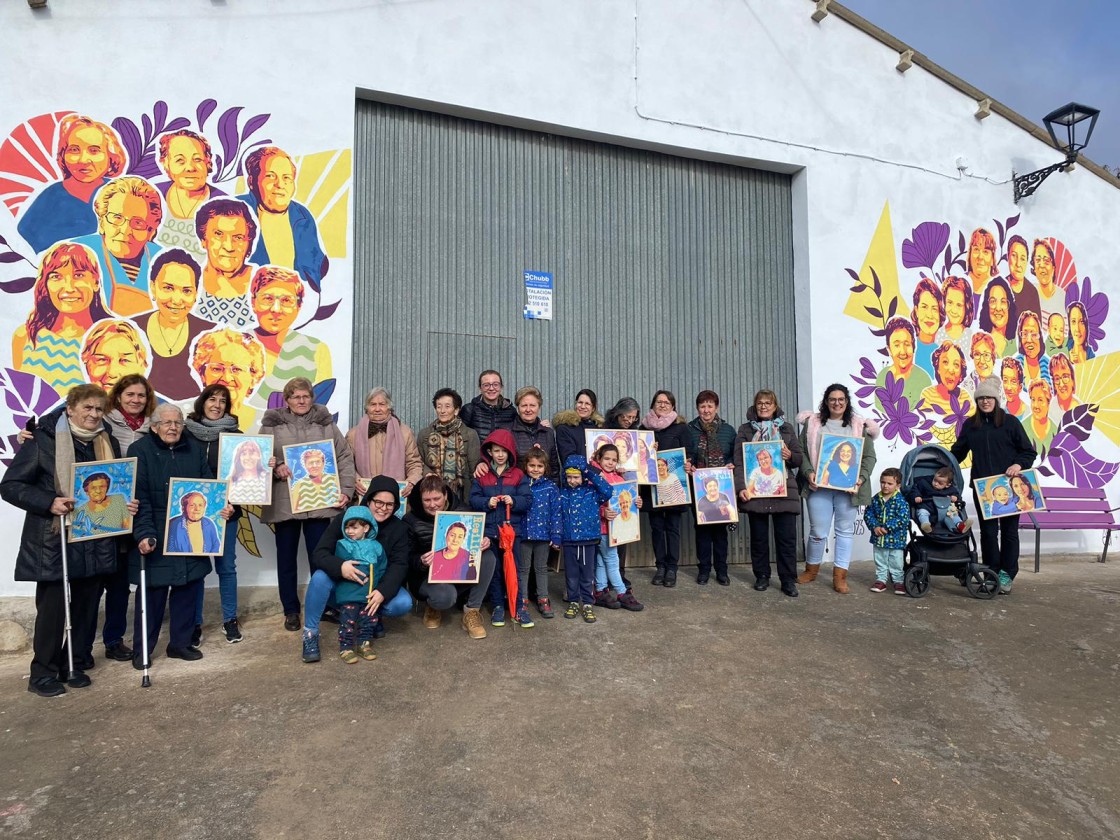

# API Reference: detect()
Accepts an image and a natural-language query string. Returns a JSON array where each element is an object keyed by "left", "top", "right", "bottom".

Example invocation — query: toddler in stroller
[
  {"left": 906, "top": 466, "right": 973, "bottom": 536},
  {"left": 898, "top": 445, "right": 998, "bottom": 599}
]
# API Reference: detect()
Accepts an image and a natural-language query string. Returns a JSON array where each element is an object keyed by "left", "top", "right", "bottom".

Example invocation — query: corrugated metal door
[{"left": 353, "top": 99, "right": 796, "bottom": 566}]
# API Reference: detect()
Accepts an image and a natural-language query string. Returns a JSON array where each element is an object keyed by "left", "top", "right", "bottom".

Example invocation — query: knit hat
[
  {"left": 565, "top": 467, "right": 582, "bottom": 477},
  {"left": 974, "top": 377, "right": 1002, "bottom": 402}
]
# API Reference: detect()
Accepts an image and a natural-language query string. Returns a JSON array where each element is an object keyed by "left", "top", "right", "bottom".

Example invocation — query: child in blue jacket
[
  {"left": 333, "top": 506, "right": 387, "bottom": 662},
  {"left": 557, "top": 454, "right": 612, "bottom": 622},
  {"left": 521, "top": 447, "right": 562, "bottom": 620},
  {"left": 470, "top": 428, "right": 532, "bottom": 627},
  {"left": 863, "top": 468, "right": 910, "bottom": 595}
]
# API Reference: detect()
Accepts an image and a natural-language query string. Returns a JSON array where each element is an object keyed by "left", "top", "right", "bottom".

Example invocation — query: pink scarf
[
  {"left": 353, "top": 415, "right": 406, "bottom": 480},
  {"left": 642, "top": 409, "right": 677, "bottom": 430}
]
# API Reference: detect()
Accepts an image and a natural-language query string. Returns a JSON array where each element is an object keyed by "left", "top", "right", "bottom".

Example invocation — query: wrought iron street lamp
[{"left": 1013, "top": 103, "right": 1100, "bottom": 203}]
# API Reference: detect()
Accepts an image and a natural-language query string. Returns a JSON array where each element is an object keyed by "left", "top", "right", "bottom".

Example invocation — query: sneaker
[
  {"left": 223, "top": 619, "right": 243, "bottom": 644},
  {"left": 537, "top": 597, "right": 554, "bottom": 619},
  {"left": 869, "top": 580, "right": 888, "bottom": 593},
  {"left": 491, "top": 605, "right": 506, "bottom": 627},
  {"left": 283, "top": 613, "right": 301, "bottom": 632},
  {"left": 190, "top": 624, "right": 203, "bottom": 649},
  {"left": 957, "top": 518, "right": 974, "bottom": 533},
  {"left": 461, "top": 607, "right": 487, "bottom": 639},
  {"left": 356, "top": 641, "right": 377, "bottom": 661},
  {"left": 27, "top": 676, "right": 66, "bottom": 698},
  {"left": 514, "top": 602, "right": 535, "bottom": 628},
  {"left": 594, "top": 589, "right": 621, "bottom": 610},
  {"left": 423, "top": 606, "right": 442, "bottom": 630},
  {"left": 564, "top": 601, "right": 580, "bottom": 619},
  {"left": 894, "top": 583, "right": 907, "bottom": 596},
  {"left": 920, "top": 522, "right": 933, "bottom": 535},
  {"left": 302, "top": 630, "right": 320, "bottom": 663},
  {"left": 617, "top": 592, "right": 644, "bottom": 611},
  {"left": 651, "top": 567, "right": 665, "bottom": 586},
  {"left": 581, "top": 604, "right": 597, "bottom": 623},
  {"left": 998, "top": 571, "right": 1013, "bottom": 594},
  {"left": 340, "top": 649, "right": 360, "bottom": 665}
]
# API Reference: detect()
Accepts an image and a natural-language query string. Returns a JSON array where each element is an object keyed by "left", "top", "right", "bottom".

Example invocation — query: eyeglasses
[
  {"left": 157, "top": 419, "right": 184, "bottom": 428},
  {"left": 206, "top": 363, "right": 246, "bottom": 378},
  {"left": 654, "top": 399, "right": 673, "bottom": 407},
  {"left": 369, "top": 499, "right": 395, "bottom": 510},
  {"left": 972, "top": 352, "right": 994, "bottom": 362},
  {"left": 104, "top": 212, "right": 151, "bottom": 232},
  {"left": 256, "top": 293, "right": 299, "bottom": 312},
  {"left": 1033, "top": 255, "right": 1054, "bottom": 266},
  {"left": 827, "top": 397, "right": 847, "bottom": 404},
  {"left": 480, "top": 381, "right": 501, "bottom": 389},
  {"left": 1053, "top": 374, "right": 1074, "bottom": 385}
]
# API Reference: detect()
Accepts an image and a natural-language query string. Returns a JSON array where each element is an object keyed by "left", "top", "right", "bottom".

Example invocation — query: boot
[
  {"left": 832, "top": 567, "right": 849, "bottom": 594},
  {"left": 797, "top": 563, "right": 821, "bottom": 584},
  {"left": 651, "top": 565, "right": 666, "bottom": 586}
]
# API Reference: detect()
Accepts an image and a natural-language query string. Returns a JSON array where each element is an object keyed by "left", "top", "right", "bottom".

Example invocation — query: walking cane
[
  {"left": 58, "top": 513, "right": 79, "bottom": 687},
  {"left": 138, "top": 541, "right": 152, "bottom": 688}
]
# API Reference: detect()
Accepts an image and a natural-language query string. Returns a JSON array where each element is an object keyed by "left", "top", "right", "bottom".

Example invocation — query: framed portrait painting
[
  {"left": 741, "top": 441, "right": 786, "bottom": 499},
  {"left": 692, "top": 468, "right": 738, "bottom": 525},
  {"left": 283, "top": 439, "right": 341, "bottom": 514},
  {"left": 163, "top": 478, "right": 229, "bottom": 556},
  {"left": 428, "top": 511, "right": 486, "bottom": 584},
  {"left": 607, "top": 480, "right": 641, "bottom": 546},
  {"left": 974, "top": 469, "right": 1047, "bottom": 520},
  {"left": 68, "top": 457, "right": 137, "bottom": 543},
  {"left": 218, "top": 433, "right": 274, "bottom": 506},
  {"left": 814, "top": 434, "right": 863, "bottom": 491},
  {"left": 635, "top": 430, "right": 657, "bottom": 485},
  {"left": 651, "top": 447, "right": 691, "bottom": 508}
]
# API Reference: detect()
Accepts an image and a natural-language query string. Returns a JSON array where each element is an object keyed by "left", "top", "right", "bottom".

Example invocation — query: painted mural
[
  {"left": 0, "top": 100, "right": 352, "bottom": 556},
  {"left": 844, "top": 203, "right": 1118, "bottom": 490}
]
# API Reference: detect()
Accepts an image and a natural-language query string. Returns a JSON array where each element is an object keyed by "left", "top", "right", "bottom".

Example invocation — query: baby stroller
[{"left": 898, "top": 445, "right": 998, "bottom": 599}]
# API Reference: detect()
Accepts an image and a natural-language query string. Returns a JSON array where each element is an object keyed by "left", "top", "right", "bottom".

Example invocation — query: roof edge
[{"left": 821, "top": 0, "right": 1119, "bottom": 192}]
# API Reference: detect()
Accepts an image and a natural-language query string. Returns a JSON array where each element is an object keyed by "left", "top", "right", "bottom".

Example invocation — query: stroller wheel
[
  {"left": 966, "top": 567, "right": 1000, "bottom": 600},
  {"left": 903, "top": 565, "right": 930, "bottom": 598}
]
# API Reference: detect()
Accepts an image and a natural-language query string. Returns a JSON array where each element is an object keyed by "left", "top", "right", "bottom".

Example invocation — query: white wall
[{"left": 0, "top": 0, "right": 1115, "bottom": 595}]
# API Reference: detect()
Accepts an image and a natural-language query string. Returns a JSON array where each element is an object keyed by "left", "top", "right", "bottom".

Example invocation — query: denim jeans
[
  {"left": 595, "top": 534, "right": 625, "bottom": 592},
  {"left": 195, "top": 522, "right": 240, "bottom": 625},
  {"left": 806, "top": 488, "right": 857, "bottom": 569},
  {"left": 916, "top": 508, "right": 964, "bottom": 531},
  {"left": 421, "top": 549, "right": 496, "bottom": 611},
  {"left": 303, "top": 569, "right": 413, "bottom": 634}
]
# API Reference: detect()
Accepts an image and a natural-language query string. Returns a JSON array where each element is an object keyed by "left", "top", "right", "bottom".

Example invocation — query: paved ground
[{"left": 2, "top": 556, "right": 1118, "bottom": 840}]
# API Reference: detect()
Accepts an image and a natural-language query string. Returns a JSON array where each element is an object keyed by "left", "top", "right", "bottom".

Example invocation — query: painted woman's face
[
  {"left": 1069, "top": 307, "right": 1086, "bottom": 345},
  {"left": 945, "top": 287, "right": 966, "bottom": 327},
  {"left": 252, "top": 281, "right": 300, "bottom": 336},
  {"left": 445, "top": 525, "right": 465, "bottom": 552},
  {"left": 153, "top": 262, "right": 199, "bottom": 328},
  {"left": 838, "top": 444, "right": 854, "bottom": 464},
  {"left": 887, "top": 328, "right": 914, "bottom": 374},
  {"left": 1052, "top": 362, "right": 1074, "bottom": 404},
  {"left": 305, "top": 453, "right": 325, "bottom": 478},
  {"left": 164, "top": 135, "right": 209, "bottom": 192},
  {"left": 1033, "top": 244, "right": 1055, "bottom": 289},
  {"left": 970, "top": 240, "right": 994, "bottom": 280},
  {"left": 1007, "top": 241, "right": 1028, "bottom": 283},
  {"left": 1020, "top": 317, "right": 1041, "bottom": 361},
  {"left": 756, "top": 449, "right": 773, "bottom": 470},
  {"left": 656, "top": 460, "right": 669, "bottom": 480},
  {"left": 86, "top": 334, "right": 143, "bottom": 390},
  {"left": 1030, "top": 388, "right": 1049, "bottom": 421},
  {"left": 47, "top": 259, "right": 96, "bottom": 315},
  {"left": 86, "top": 478, "right": 109, "bottom": 503},
  {"left": 1002, "top": 366, "right": 1021, "bottom": 400},
  {"left": 971, "top": 343, "right": 994, "bottom": 379},
  {"left": 937, "top": 349, "right": 963, "bottom": 391},
  {"left": 988, "top": 286, "right": 1009, "bottom": 332},
  {"left": 916, "top": 291, "right": 941, "bottom": 338},
  {"left": 238, "top": 445, "right": 261, "bottom": 469},
  {"left": 63, "top": 125, "right": 111, "bottom": 184}
]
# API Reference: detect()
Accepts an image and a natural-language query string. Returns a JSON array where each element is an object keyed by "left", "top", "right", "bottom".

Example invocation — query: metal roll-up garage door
[{"left": 352, "top": 99, "right": 796, "bottom": 566}]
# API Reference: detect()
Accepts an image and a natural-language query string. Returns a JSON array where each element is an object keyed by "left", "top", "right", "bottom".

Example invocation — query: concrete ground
[{"left": 2, "top": 556, "right": 1118, "bottom": 840}]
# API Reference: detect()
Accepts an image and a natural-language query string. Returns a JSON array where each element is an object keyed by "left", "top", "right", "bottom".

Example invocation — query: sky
[{"left": 841, "top": 0, "right": 1120, "bottom": 171}]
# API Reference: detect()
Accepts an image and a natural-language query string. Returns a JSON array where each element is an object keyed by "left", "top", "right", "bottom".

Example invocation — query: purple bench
[{"left": 1021, "top": 486, "right": 1120, "bottom": 573}]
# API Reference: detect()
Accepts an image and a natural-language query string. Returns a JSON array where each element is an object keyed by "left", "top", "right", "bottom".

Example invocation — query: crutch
[
  {"left": 58, "top": 513, "right": 79, "bottom": 686},
  {"left": 138, "top": 544, "right": 152, "bottom": 688}
]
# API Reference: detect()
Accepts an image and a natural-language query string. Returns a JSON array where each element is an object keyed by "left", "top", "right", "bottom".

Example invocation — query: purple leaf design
[
  {"left": 231, "top": 137, "right": 273, "bottom": 179},
  {"left": 942, "top": 243, "right": 952, "bottom": 274},
  {"left": 1005, "top": 213, "right": 1020, "bottom": 232},
  {"left": 303, "top": 299, "right": 341, "bottom": 325},
  {"left": 141, "top": 113, "right": 153, "bottom": 144},
  {"left": 901, "top": 222, "right": 950, "bottom": 270},
  {"left": 869, "top": 266, "right": 882, "bottom": 297},
  {"left": 165, "top": 116, "right": 192, "bottom": 133},
  {"left": 216, "top": 107, "right": 245, "bottom": 176},
  {"left": 241, "top": 113, "right": 270, "bottom": 143},
  {"left": 0, "top": 276, "right": 37, "bottom": 294},
  {"left": 153, "top": 100, "right": 168, "bottom": 133},
  {"left": 313, "top": 379, "right": 336, "bottom": 407},
  {"left": 267, "top": 392, "right": 286, "bottom": 410},
  {"left": 0, "top": 252, "right": 26, "bottom": 264},
  {"left": 859, "top": 356, "right": 877, "bottom": 379},
  {"left": 1, "top": 368, "right": 62, "bottom": 430},
  {"left": 877, "top": 347, "right": 890, "bottom": 357},
  {"left": 1056, "top": 404, "right": 1096, "bottom": 442},
  {"left": 874, "top": 374, "right": 934, "bottom": 445},
  {"left": 995, "top": 219, "right": 1005, "bottom": 245},
  {"left": 0, "top": 433, "right": 20, "bottom": 469},
  {"left": 845, "top": 267, "right": 861, "bottom": 283},
  {"left": 197, "top": 99, "right": 218, "bottom": 131},
  {"left": 1043, "top": 431, "right": 1120, "bottom": 489},
  {"left": 849, "top": 285, "right": 863, "bottom": 293},
  {"left": 0, "top": 234, "right": 7, "bottom": 246},
  {"left": 111, "top": 117, "right": 144, "bottom": 171},
  {"left": 132, "top": 158, "right": 162, "bottom": 180},
  {"left": 957, "top": 231, "right": 966, "bottom": 256},
  {"left": 887, "top": 296, "right": 898, "bottom": 318},
  {"left": 855, "top": 385, "right": 876, "bottom": 399},
  {"left": 865, "top": 306, "right": 882, "bottom": 320}
]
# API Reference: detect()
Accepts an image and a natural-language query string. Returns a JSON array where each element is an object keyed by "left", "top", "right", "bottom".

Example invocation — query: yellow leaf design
[
  {"left": 236, "top": 505, "right": 275, "bottom": 558},
  {"left": 843, "top": 201, "right": 908, "bottom": 329}
]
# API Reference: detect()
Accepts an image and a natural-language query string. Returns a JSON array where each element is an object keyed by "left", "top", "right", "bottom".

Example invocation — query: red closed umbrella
[{"left": 499, "top": 502, "right": 518, "bottom": 617}]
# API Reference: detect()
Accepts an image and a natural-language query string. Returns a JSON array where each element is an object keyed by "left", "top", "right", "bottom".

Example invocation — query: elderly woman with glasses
[{"left": 641, "top": 390, "right": 692, "bottom": 588}]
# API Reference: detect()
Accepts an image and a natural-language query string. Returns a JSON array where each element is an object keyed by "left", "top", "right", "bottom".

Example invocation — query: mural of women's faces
[
  {"left": 966, "top": 228, "right": 997, "bottom": 294},
  {"left": 80, "top": 319, "right": 151, "bottom": 392}
]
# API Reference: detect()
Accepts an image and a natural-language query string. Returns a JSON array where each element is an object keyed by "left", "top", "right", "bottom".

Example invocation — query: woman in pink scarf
[{"left": 346, "top": 387, "right": 423, "bottom": 501}]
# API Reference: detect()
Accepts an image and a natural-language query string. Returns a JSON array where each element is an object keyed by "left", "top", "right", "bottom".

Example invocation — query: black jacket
[
  {"left": 403, "top": 484, "right": 470, "bottom": 596},
  {"left": 951, "top": 411, "right": 1036, "bottom": 483},
  {"left": 552, "top": 409, "right": 604, "bottom": 469},
  {"left": 1, "top": 406, "right": 122, "bottom": 582},
  {"left": 510, "top": 416, "right": 558, "bottom": 482},
  {"left": 311, "top": 476, "right": 409, "bottom": 602},
  {"left": 187, "top": 429, "right": 243, "bottom": 522},
  {"left": 127, "top": 432, "right": 214, "bottom": 588},
  {"left": 460, "top": 395, "right": 516, "bottom": 441}
]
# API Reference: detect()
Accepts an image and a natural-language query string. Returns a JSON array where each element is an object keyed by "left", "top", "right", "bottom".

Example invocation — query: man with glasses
[
  {"left": 460, "top": 369, "right": 516, "bottom": 441},
  {"left": 73, "top": 175, "right": 164, "bottom": 316}
]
